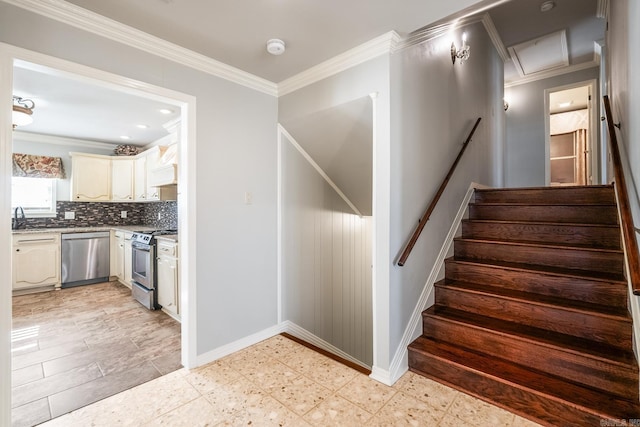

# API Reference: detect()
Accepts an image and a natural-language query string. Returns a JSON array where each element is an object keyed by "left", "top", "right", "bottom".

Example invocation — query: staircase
[{"left": 408, "top": 185, "right": 640, "bottom": 426}]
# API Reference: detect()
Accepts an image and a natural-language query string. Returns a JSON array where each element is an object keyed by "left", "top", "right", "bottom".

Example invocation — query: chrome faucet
[{"left": 12, "top": 206, "right": 26, "bottom": 230}]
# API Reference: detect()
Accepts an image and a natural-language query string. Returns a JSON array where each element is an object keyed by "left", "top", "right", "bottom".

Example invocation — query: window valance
[{"left": 12, "top": 153, "right": 66, "bottom": 179}]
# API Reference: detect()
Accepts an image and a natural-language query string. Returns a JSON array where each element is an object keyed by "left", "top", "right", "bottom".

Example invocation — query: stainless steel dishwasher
[{"left": 61, "top": 231, "right": 110, "bottom": 288}]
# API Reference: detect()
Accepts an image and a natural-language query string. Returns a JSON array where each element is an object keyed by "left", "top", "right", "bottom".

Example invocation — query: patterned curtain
[{"left": 12, "top": 153, "right": 66, "bottom": 179}]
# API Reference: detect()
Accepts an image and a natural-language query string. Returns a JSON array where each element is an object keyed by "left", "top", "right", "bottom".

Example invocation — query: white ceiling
[
  {"left": 13, "top": 62, "right": 180, "bottom": 146},
  {"left": 549, "top": 85, "right": 589, "bottom": 114},
  {"left": 10, "top": 0, "right": 606, "bottom": 145}
]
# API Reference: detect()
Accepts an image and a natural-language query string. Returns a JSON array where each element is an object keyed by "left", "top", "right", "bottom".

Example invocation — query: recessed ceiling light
[
  {"left": 558, "top": 101, "right": 573, "bottom": 108},
  {"left": 540, "top": 1, "right": 555, "bottom": 12},
  {"left": 120, "top": 135, "right": 131, "bottom": 140},
  {"left": 159, "top": 108, "right": 173, "bottom": 115},
  {"left": 136, "top": 124, "right": 149, "bottom": 129}
]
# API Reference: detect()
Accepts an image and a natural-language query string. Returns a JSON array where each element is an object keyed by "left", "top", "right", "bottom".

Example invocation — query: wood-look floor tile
[
  {"left": 151, "top": 350, "right": 183, "bottom": 375},
  {"left": 12, "top": 340, "right": 88, "bottom": 371},
  {"left": 48, "top": 361, "right": 162, "bottom": 418},
  {"left": 12, "top": 363, "right": 44, "bottom": 388},
  {"left": 13, "top": 362, "right": 103, "bottom": 408},
  {"left": 42, "top": 338, "right": 139, "bottom": 377},
  {"left": 11, "top": 398, "right": 50, "bottom": 427}
]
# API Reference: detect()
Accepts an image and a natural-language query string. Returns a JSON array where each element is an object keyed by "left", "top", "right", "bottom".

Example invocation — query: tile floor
[
  {"left": 11, "top": 281, "right": 182, "bottom": 427},
  {"left": 39, "top": 335, "right": 543, "bottom": 426}
]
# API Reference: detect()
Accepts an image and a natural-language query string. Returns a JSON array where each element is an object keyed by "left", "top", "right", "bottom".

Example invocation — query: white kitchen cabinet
[
  {"left": 111, "top": 158, "right": 135, "bottom": 201},
  {"left": 70, "top": 153, "right": 111, "bottom": 201},
  {"left": 123, "top": 232, "right": 133, "bottom": 287},
  {"left": 111, "top": 230, "right": 125, "bottom": 282},
  {"left": 134, "top": 156, "right": 147, "bottom": 201},
  {"left": 12, "top": 233, "right": 61, "bottom": 290},
  {"left": 157, "top": 239, "right": 179, "bottom": 319}
]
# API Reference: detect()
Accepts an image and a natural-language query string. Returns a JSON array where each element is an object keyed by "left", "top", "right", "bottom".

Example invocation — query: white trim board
[
  {"left": 1, "top": 0, "right": 278, "bottom": 96},
  {"left": 283, "top": 321, "right": 371, "bottom": 371},
  {"left": 12, "top": 130, "right": 118, "bottom": 150},
  {"left": 278, "top": 31, "right": 401, "bottom": 97},
  {"left": 277, "top": 124, "right": 363, "bottom": 217},
  {"left": 505, "top": 59, "right": 600, "bottom": 88},
  {"left": 195, "top": 323, "right": 286, "bottom": 367},
  {"left": 384, "top": 182, "right": 485, "bottom": 385}
]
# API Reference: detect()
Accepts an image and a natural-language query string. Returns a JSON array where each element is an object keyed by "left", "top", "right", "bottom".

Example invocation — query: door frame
[
  {"left": 544, "top": 79, "right": 599, "bottom": 185},
  {"left": 0, "top": 43, "right": 198, "bottom": 425}
]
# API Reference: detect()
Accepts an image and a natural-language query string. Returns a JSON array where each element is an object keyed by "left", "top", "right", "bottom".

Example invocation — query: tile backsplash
[{"left": 15, "top": 201, "right": 178, "bottom": 229}]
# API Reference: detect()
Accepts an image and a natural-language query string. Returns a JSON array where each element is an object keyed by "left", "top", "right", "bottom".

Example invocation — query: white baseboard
[
  {"left": 195, "top": 323, "right": 286, "bottom": 367},
  {"left": 282, "top": 321, "right": 371, "bottom": 371},
  {"left": 385, "top": 182, "right": 483, "bottom": 384}
]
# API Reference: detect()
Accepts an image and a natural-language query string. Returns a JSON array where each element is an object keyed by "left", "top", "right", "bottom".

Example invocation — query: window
[{"left": 11, "top": 177, "right": 57, "bottom": 217}]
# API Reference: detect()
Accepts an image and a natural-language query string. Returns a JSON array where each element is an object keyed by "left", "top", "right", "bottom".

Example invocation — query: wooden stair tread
[
  {"left": 408, "top": 336, "right": 640, "bottom": 418},
  {"left": 454, "top": 237, "right": 624, "bottom": 254},
  {"left": 462, "top": 218, "right": 620, "bottom": 228},
  {"left": 437, "top": 279, "right": 631, "bottom": 319},
  {"left": 424, "top": 305, "right": 637, "bottom": 368},
  {"left": 446, "top": 257, "right": 627, "bottom": 283},
  {"left": 469, "top": 202, "right": 617, "bottom": 207}
]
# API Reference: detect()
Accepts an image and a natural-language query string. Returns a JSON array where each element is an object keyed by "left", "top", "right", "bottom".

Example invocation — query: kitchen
[{"left": 10, "top": 61, "right": 184, "bottom": 426}]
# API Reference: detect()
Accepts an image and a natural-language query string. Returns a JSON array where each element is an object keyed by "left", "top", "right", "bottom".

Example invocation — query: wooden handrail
[
  {"left": 397, "top": 117, "right": 482, "bottom": 267},
  {"left": 603, "top": 95, "right": 640, "bottom": 295}
]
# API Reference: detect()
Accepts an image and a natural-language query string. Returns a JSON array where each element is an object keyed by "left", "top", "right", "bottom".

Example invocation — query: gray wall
[
  {"left": 12, "top": 135, "right": 115, "bottom": 201},
  {"left": 503, "top": 67, "right": 599, "bottom": 187},
  {"left": 281, "top": 135, "right": 373, "bottom": 366},
  {"left": 388, "top": 21, "right": 504, "bottom": 359},
  {"left": 0, "top": 2, "right": 278, "bottom": 356}
]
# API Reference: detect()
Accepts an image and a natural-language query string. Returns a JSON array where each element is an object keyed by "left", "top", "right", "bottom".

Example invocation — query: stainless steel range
[{"left": 131, "top": 229, "right": 177, "bottom": 310}]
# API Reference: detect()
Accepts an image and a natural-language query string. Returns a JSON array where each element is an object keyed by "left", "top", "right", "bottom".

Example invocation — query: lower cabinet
[
  {"left": 12, "top": 233, "right": 61, "bottom": 290},
  {"left": 157, "top": 239, "right": 179, "bottom": 319},
  {"left": 111, "top": 230, "right": 133, "bottom": 288}
]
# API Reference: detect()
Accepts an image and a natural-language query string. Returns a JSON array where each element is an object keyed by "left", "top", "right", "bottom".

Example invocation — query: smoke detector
[
  {"left": 267, "top": 39, "right": 286, "bottom": 55},
  {"left": 540, "top": 1, "right": 555, "bottom": 12}
]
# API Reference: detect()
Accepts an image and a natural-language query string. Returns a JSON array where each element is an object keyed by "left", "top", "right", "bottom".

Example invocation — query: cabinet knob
[{"left": 16, "top": 249, "right": 20, "bottom": 252}]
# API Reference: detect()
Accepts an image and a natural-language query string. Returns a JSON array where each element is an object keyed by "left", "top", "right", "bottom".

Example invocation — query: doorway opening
[
  {"left": 1, "top": 45, "right": 197, "bottom": 425},
  {"left": 544, "top": 80, "right": 599, "bottom": 186}
]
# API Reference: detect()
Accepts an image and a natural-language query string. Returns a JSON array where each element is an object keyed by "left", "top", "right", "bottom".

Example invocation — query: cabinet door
[
  {"left": 111, "top": 159, "right": 134, "bottom": 201},
  {"left": 115, "top": 234, "right": 125, "bottom": 282},
  {"left": 124, "top": 233, "right": 133, "bottom": 286},
  {"left": 134, "top": 156, "right": 147, "bottom": 201},
  {"left": 157, "top": 254, "right": 178, "bottom": 316},
  {"left": 145, "top": 147, "right": 161, "bottom": 201},
  {"left": 13, "top": 235, "right": 60, "bottom": 290},
  {"left": 72, "top": 155, "right": 111, "bottom": 201}
]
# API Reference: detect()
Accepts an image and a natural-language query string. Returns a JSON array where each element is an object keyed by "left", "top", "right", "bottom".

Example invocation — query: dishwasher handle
[{"left": 62, "top": 231, "right": 110, "bottom": 240}]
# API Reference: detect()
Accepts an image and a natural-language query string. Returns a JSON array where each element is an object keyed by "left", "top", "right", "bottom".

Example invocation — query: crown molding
[
  {"left": 504, "top": 59, "right": 599, "bottom": 88},
  {"left": 12, "top": 130, "right": 119, "bottom": 150},
  {"left": 277, "top": 31, "right": 401, "bottom": 97},
  {"left": 1, "top": 0, "right": 278, "bottom": 97},
  {"left": 480, "top": 14, "right": 510, "bottom": 63},
  {"left": 597, "top": 0, "right": 609, "bottom": 19}
]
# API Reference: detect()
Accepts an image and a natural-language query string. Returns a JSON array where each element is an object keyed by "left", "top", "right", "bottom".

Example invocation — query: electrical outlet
[
  {"left": 64, "top": 212, "right": 75, "bottom": 220},
  {"left": 244, "top": 191, "right": 253, "bottom": 205},
  {"left": 157, "top": 212, "right": 162, "bottom": 220},
  {"left": 120, "top": 211, "right": 127, "bottom": 219}
]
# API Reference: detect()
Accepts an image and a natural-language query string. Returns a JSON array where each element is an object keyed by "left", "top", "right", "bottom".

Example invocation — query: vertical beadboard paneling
[{"left": 282, "top": 136, "right": 373, "bottom": 367}]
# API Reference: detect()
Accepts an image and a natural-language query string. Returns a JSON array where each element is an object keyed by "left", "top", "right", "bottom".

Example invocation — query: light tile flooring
[
  {"left": 11, "top": 281, "right": 182, "bottom": 427},
  {"left": 40, "top": 335, "right": 543, "bottom": 426}
]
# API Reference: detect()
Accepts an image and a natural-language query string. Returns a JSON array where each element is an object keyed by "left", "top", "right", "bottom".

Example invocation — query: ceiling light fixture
[
  {"left": 451, "top": 32, "right": 470, "bottom": 65},
  {"left": 136, "top": 124, "right": 149, "bottom": 129},
  {"left": 540, "top": 1, "right": 555, "bottom": 12},
  {"left": 12, "top": 96, "right": 35, "bottom": 129},
  {"left": 159, "top": 108, "right": 173, "bottom": 115},
  {"left": 558, "top": 101, "right": 573, "bottom": 108},
  {"left": 120, "top": 135, "right": 131, "bottom": 140},
  {"left": 267, "top": 39, "right": 286, "bottom": 55}
]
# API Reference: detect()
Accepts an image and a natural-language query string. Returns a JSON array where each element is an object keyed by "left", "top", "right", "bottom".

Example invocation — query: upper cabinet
[
  {"left": 149, "top": 144, "right": 178, "bottom": 187},
  {"left": 111, "top": 158, "right": 135, "bottom": 201},
  {"left": 70, "top": 148, "right": 176, "bottom": 203},
  {"left": 134, "top": 156, "right": 147, "bottom": 201},
  {"left": 71, "top": 153, "right": 111, "bottom": 201}
]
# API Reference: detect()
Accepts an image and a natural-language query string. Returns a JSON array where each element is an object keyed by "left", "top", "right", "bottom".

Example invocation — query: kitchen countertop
[{"left": 12, "top": 225, "right": 158, "bottom": 235}]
